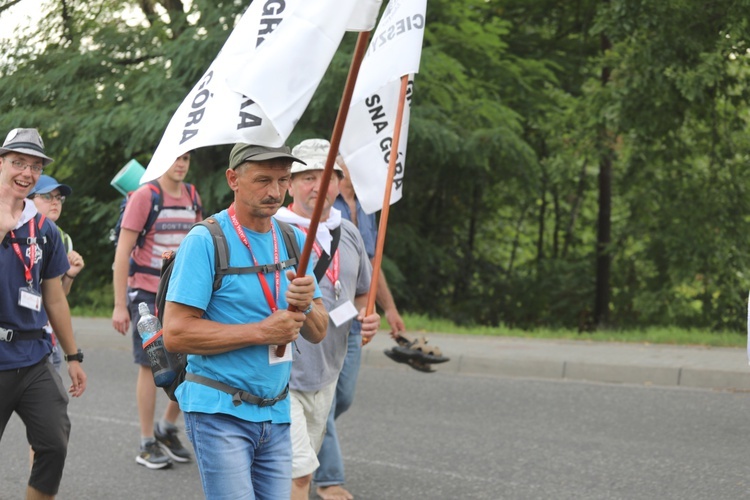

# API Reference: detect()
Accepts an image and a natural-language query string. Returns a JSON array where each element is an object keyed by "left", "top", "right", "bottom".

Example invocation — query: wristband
[
  {"left": 64, "top": 273, "right": 76, "bottom": 280},
  {"left": 302, "top": 303, "right": 314, "bottom": 315},
  {"left": 64, "top": 349, "right": 84, "bottom": 363}
]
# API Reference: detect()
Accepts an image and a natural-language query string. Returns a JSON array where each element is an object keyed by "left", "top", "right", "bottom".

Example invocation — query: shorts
[
  {"left": 127, "top": 288, "right": 157, "bottom": 367},
  {"left": 290, "top": 380, "right": 338, "bottom": 478}
]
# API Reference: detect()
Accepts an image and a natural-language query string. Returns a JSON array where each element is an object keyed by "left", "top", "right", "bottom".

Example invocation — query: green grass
[
  {"left": 393, "top": 313, "right": 747, "bottom": 348},
  {"left": 71, "top": 306, "right": 746, "bottom": 349},
  {"left": 70, "top": 304, "right": 112, "bottom": 318}
]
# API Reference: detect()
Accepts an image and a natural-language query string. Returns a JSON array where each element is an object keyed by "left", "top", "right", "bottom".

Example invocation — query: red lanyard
[
  {"left": 10, "top": 219, "right": 36, "bottom": 285},
  {"left": 297, "top": 226, "right": 339, "bottom": 286},
  {"left": 228, "top": 203, "right": 280, "bottom": 313}
]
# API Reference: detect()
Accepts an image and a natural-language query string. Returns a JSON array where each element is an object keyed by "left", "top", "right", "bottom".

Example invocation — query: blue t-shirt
[
  {"left": 166, "top": 210, "right": 321, "bottom": 423},
  {"left": 0, "top": 211, "right": 70, "bottom": 369},
  {"left": 334, "top": 196, "right": 377, "bottom": 259},
  {"left": 334, "top": 195, "right": 377, "bottom": 336}
]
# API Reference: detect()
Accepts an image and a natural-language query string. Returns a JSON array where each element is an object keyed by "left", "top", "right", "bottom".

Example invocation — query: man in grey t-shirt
[{"left": 273, "top": 138, "right": 380, "bottom": 500}]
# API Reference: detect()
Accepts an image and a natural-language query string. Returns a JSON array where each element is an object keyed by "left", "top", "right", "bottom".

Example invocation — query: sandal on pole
[
  {"left": 384, "top": 347, "right": 436, "bottom": 373},
  {"left": 392, "top": 334, "right": 450, "bottom": 364}
]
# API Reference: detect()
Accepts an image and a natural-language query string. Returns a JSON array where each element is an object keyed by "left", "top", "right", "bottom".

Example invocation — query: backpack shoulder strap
[
  {"left": 36, "top": 213, "right": 49, "bottom": 246},
  {"left": 194, "top": 219, "right": 230, "bottom": 292},
  {"left": 185, "top": 182, "right": 200, "bottom": 208},
  {"left": 136, "top": 181, "right": 163, "bottom": 247},
  {"left": 199, "top": 218, "right": 301, "bottom": 292},
  {"left": 3, "top": 213, "right": 48, "bottom": 247},
  {"left": 313, "top": 225, "right": 341, "bottom": 283},
  {"left": 275, "top": 220, "right": 300, "bottom": 268},
  {"left": 148, "top": 179, "right": 162, "bottom": 194}
]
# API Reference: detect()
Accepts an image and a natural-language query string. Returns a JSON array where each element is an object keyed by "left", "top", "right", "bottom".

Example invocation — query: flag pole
[
  {"left": 276, "top": 31, "right": 372, "bottom": 357},
  {"left": 361, "top": 74, "right": 409, "bottom": 346}
]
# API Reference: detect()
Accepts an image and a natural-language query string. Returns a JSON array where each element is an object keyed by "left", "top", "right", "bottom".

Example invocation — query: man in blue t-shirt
[
  {"left": 162, "top": 143, "right": 327, "bottom": 500},
  {"left": 0, "top": 128, "right": 87, "bottom": 499}
]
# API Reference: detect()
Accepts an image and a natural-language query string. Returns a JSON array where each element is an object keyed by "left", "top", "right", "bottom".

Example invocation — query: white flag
[
  {"left": 339, "top": 0, "right": 427, "bottom": 214},
  {"left": 347, "top": 0, "right": 383, "bottom": 31},
  {"left": 142, "top": 0, "right": 361, "bottom": 183}
]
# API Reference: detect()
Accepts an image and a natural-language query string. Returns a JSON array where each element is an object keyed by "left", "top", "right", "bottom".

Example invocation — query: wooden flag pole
[
  {"left": 362, "top": 74, "right": 409, "bottom": 346},
  {"left": 276, "top": 31, "right": 372, "bottom": 357}
]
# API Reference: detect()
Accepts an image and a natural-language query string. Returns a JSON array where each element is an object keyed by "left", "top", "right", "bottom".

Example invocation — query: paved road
[{"left": 2, "top": 318, "right": 750, "bottom": 499}]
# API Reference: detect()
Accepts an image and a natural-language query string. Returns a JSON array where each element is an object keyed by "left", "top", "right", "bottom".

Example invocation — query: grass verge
[
  {"left": 397, "top": 314, "right": 746, "bottom": 348},
  {"left": 70, "top": 308, "right": 746, "bottom": 349}
]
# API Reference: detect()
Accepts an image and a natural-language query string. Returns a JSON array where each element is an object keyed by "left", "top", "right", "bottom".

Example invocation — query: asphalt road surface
[{"left": 2, "top": 344, "right": 750, "bottom": 499}]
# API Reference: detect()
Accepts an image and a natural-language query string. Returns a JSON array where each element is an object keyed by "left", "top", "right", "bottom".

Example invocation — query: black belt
[{"left": 0, "top": 328, "right": 46, "bottom": 342}]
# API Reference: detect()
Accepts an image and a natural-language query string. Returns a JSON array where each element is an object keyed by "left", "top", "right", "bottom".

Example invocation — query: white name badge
[
  {"left": 269, "top": 344, "right": 293, "bottom": 365},
  {"left": 329, "top": 301, "right": 358, "bottom": 327},
  {"left": 18, "top": 287, "right": 42, "bottom": 312}
]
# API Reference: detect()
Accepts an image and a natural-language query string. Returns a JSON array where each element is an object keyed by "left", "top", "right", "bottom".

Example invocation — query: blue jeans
[
  {"left": 314, "top": 331, "right": 362, "bottom": 486},
  {"left": 184, "top": 411, "right": 292, "bottom": 500}
]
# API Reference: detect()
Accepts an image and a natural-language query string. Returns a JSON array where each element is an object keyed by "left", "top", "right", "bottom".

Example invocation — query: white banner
[
  {"left": 142, "top": 0, "right": 361, "bottom": 183},
  {"left": 347, "top": 0, "right": 383, "bottom": 31},
  {"left": 339, "top": 0, "right": 427, "bottom": 214}
]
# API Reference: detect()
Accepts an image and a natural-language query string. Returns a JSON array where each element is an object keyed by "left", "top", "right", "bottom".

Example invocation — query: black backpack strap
[
  {"left": 3, "top": 213, "right": 48, "bottom": 247},
  {"left": 275, "top": 220, "right": 300, "bottom": 269},
  {"left": 313, "top": 225, "right": 341, "bottom": 283},
  {"left": 197, "top": 218, "right": 302, "bottom": 293},
  {"left": 196, "top": 219, "right": 231, "bottom": 292}
]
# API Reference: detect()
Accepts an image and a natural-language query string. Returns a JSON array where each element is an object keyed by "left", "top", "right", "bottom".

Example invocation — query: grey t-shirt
[{"left": 289, "top": 219, "right": 372, "bottom": 392}]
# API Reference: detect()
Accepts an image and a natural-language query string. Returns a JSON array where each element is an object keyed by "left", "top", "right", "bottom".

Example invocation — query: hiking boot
[
  {"left": 154, "top": 425, "right": 192, "bottom": 463},
  {"left": 136, "top": 441, "right": 172, "bottom": 470}
]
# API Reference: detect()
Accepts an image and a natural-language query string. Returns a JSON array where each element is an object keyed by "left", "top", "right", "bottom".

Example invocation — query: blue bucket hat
[{"left": 29, "top": 175, "right": 72, "bottom": 197}]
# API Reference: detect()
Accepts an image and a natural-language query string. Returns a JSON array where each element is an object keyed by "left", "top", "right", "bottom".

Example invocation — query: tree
[
  {"left": 3, "top": 0, "right": 750, "bottom": 333},
  {"left": 0, "top": 0, "right": 246, "bottom": 310}
]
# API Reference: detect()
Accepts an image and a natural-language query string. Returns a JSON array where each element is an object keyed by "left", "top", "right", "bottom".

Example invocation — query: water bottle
[{"left": 136, "top": 302, "right": 177, "bottom": 387}]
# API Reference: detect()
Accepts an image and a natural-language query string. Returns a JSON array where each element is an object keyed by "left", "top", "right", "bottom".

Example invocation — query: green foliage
[{"left": 3, "top": 0, "right": 750, "bottom": 336}]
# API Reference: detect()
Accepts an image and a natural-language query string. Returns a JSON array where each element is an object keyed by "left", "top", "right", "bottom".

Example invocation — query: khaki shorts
[{"left": 290, "top": 381, "right": 338, "bottom": 478}]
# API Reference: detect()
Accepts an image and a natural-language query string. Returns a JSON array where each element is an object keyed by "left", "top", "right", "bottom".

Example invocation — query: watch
[
  {"left": 64, "top": 349, "right": 84, "bottom": 363},
  {"left": 302, "top": 303, "right": 314, "bottom": 315}
]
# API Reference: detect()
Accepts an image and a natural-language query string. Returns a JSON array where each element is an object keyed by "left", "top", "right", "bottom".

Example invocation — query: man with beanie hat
[{"left": 0, "top": 128, "right": 87, "bottom": 499}]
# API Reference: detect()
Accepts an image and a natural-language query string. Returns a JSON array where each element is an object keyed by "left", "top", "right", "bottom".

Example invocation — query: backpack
[
  {"left": 154, "top": 217, "right": 301, "bottom": 402},
  {"left": 110, "top": 180, "right": 202, "bottom": 250},
  {"left": 4, "top": 213, "right": 48, "bottom": 247}
]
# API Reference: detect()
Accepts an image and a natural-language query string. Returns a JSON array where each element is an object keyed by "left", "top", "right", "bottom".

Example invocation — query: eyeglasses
[
  {"left": 8, "top": 159, "right": 44, "bottom": 175},
  {"left": 35, "top": 193, "right": 66, "bottom": 204}
]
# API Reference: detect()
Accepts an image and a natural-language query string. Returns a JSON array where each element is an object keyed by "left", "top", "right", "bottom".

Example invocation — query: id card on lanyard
[
  {"left": 227, "top": 204, "right": 292, "bottom": 364},
  {"left": 297, "top": 225, "right": 356, "bottom": 326},
  {"left": 10, "top": 218, "right": 42, "bottom": 311}
]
